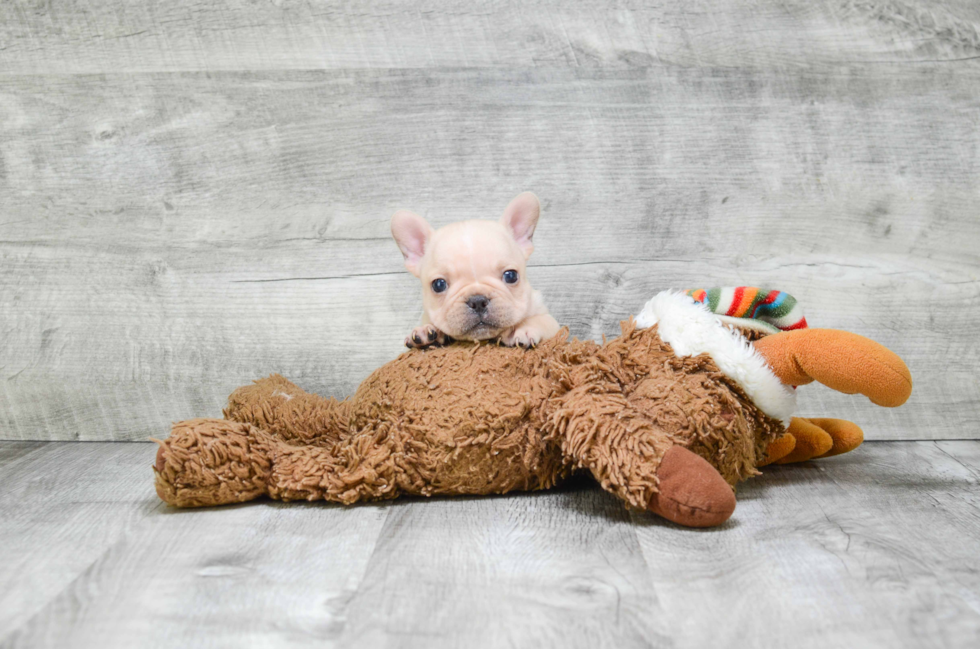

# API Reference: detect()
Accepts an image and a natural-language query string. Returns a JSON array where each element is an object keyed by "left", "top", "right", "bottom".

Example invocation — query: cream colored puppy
[{"left": 391, "top": 192, "right": 560, "bottom": 349}]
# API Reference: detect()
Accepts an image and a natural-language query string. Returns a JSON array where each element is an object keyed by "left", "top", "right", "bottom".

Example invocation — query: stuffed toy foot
[
  {"left": 153, "top": 418, "right": 273, "bottom": 507},
  {"left": 760, "top": 417, "right": 865, "bottom": 465},
  {"left": 647, "top": 447, "right": 736, "bottom": 527}
]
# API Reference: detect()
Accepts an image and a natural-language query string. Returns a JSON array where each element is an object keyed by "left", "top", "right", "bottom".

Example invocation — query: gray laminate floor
[{"left": 1, "top": 440, "right": 978, "bottom": 648}]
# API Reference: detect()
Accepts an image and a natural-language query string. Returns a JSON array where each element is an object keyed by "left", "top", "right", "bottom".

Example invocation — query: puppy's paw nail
[
  {"left": 413, "top": 334, "right": 422, "bottom": 345},
  {"left": 428, "top": 329, "right": 437, "bottom": 342}
]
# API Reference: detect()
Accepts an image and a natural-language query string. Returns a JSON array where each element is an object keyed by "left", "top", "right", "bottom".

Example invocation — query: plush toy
[{"left": 153, "top": 289, "right": 911, "bottom": 527}]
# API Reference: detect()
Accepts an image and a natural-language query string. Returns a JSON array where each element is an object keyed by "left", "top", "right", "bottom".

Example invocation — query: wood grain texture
[
  {"left": 0, "top": 442, "right": 157, "bottom": 635},
  {"left": 1, "top": 440, "right": 978, "bottom": 647},
  {"left": 1, "top": 67, "right": 977, "bottom": 441},
  {"left": 1, "top": 2, "right": 978, "bottom": 442},
  {"left": 0, "top": 442, "right": 389, "bottom": 648},
  {"left": 1, "top": 0, "right": 979, "bottom": 73},
  {"left": 337, "top": 488, "right": 666, "bottom": 647},
  {"left": 633, "top": 440, "right": 980, "bottom": 649}
]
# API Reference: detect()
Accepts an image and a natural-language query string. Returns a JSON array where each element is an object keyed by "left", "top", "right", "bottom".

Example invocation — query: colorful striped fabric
[{"left": 683, "top": 287, "right": 808, "bottom": 331}]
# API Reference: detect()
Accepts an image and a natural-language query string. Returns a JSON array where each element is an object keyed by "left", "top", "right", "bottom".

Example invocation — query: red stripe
[
  {"left": 726, "top": 287, "right": 744, "bottom": 316},
  {"left": 760, "top": 290, "right": 780, "bottom": 305},
  {"left": 784, "top": 317, "right": 808, "bottom": 330}
]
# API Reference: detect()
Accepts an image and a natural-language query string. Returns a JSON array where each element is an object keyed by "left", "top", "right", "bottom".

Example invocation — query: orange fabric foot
[
  {"left": 649, "top": 446, "right": 736, "bottom": 528},
  {"left": 806, "top": 417, "right": 864, "bottom": 458},
  {"left": 753, "top": 329, "right": 912, "bottom": 407},
  {"left": 760, "top": 432, "right": 797, "bottom": 466},
  {"left": 774, "top": 417, "right": 834, "bottom": 464},
  {"left": 762, "top": 417, "right": 865, "bottom": 466}
]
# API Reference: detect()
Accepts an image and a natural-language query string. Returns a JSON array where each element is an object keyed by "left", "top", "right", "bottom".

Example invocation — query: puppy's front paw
[
  {"left": 405, "top": 324, "right": 454, "bottom": 349},
  {"left": 501, "top": 326, "right": 544, "bottom": 349}
]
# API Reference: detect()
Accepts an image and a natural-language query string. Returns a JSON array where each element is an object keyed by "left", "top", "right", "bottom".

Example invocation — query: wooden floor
[{"left": 1, "top": 440, "right": 978, "bottom": 648}]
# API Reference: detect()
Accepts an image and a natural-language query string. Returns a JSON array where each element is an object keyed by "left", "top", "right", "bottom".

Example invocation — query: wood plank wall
[{"left": 1, "top": 1, "right": 978, "bottom": 441}]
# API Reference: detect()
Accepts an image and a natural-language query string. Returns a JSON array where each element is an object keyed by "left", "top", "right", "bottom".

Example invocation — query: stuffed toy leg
[{"left": 155, "top": 371, "right": 570, "bottom": 509}]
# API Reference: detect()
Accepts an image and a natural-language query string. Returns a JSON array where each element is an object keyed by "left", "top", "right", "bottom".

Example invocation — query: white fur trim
[{"left": 635, "top": 291, "right": 796, "bottom": 424}]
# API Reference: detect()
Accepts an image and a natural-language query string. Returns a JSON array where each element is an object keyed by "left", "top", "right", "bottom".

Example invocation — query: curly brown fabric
[{"left": 154, "top": 320, "right": 784, "bottom": 512}]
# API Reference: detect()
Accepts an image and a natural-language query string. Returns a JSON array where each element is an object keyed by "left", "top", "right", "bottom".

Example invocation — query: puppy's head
[{"left": 391, "top": 192, "right": 541, "bottom": 341}]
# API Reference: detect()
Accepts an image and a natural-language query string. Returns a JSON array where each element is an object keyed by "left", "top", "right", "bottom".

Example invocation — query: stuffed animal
[{"left": 152, "top": 290, "right": 911, "bottom": 527}]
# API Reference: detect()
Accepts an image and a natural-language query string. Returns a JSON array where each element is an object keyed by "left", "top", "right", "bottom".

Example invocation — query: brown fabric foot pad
[{"left": 648, "top": 446, "right": 736, "bottom": 528}]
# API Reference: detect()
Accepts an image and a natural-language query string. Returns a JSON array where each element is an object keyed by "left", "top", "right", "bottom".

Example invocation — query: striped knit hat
[{"left": 683, "top": 287, "right": 807, "bottom": 331}]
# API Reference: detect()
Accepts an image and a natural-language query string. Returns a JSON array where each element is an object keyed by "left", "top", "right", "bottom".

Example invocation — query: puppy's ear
[
  {"left": 500, "top": 192, "right": 540, "bottom": 259},
  {"left": 390, "top": 210, "right": 433, "bottom": 277}
]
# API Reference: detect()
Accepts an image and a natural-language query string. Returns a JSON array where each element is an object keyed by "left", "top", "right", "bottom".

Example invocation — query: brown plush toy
[{"left": 153, "top": 291, "right": 912, "bottom": 527}]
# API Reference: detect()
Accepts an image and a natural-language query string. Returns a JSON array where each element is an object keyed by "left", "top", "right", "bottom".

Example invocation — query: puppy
[{"left": 391, "top": 192, "right": 560, "bottom": 349}]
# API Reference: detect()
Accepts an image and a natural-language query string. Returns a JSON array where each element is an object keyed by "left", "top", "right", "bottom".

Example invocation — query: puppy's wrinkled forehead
[{"left": 424, "top": 220, "right": 524, "bottom": 278}]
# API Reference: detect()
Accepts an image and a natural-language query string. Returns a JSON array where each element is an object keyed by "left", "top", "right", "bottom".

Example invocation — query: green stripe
[
  {"left": 747, "top": 292, "right": 767, "bottom": 316},
  {"left": 707, "top": 288, "right": 722, "bottom": 313},
  {"left": 764, "top": 297, "right": 796, "bottom": 319}
]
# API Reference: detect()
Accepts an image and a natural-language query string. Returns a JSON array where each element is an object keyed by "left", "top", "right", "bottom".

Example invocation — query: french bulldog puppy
[{"left": 391, "top": 192, "right": 560, "bottom": 349}]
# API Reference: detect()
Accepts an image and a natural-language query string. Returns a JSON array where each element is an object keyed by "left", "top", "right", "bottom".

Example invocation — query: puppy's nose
[{"left": 466, "top": 295, "right": 490, "bottom": 314}]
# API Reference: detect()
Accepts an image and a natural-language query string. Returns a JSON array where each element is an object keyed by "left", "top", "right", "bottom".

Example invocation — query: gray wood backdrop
[{"left": 1, "top": 0, "right": 978, "bottom": 442}]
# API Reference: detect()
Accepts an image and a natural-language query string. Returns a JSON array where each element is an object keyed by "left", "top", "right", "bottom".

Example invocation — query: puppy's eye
[
  {"left": 502, "top": 270, "right": 519, "bottom": 285},
  {"left": 431, "top": 278, "right": 448, "bottom": 293}
]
